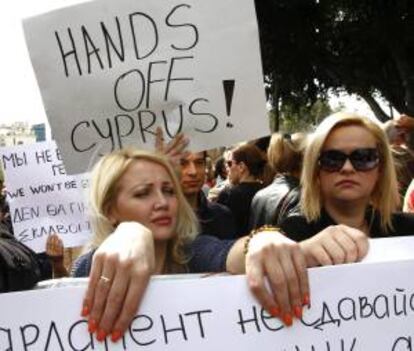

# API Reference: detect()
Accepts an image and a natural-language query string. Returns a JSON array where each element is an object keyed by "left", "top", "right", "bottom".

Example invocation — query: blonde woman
[
  {"left": 249, "top": 132, "right": 307, "bottom": 229},
  {"left": 73, "top": 147, "right": 310, "bottom": 343},
  {"left": 280, "top": 113, "right": 414, "bottom": 267}
]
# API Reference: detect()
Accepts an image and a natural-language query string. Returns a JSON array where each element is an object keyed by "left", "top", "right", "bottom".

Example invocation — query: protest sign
[
  {"left": 0, "top": 141, "right": 90, "bottom": 252},
  {"left": 23, "top": 0, "right": 269, "bottom": 174},
  {"left": 1, "top": 257, "right": 414, "bottom": 350}
]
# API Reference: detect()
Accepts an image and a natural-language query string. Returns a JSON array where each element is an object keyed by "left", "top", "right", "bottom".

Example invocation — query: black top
[
  {"left": 280, "top": 208, "right": 414, "bottom": 242},
  {"left": 217, "top": 182, "right": 263, "bottom": 236},
  {"left": 197, "top": 191, "right": 237, "bottom": 240}
]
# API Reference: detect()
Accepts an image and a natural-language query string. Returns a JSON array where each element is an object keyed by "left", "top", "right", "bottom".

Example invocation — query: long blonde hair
[
  {"left": 267, "top": 132, "right": 307, "bottom": 176},
  {"left": 300, "top": 112, "right": 400, "bottom": 231},
  {"left": 88, "top": 148, "right": 198, "bottom": 272}
]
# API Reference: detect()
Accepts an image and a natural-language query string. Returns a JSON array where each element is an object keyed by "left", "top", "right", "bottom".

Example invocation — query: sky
[
  {"left": 0, "top": 0, "right": 85, "bottom": 126},
  {"left": 1, "top": 0, "right": 380, "bottom": 128}
]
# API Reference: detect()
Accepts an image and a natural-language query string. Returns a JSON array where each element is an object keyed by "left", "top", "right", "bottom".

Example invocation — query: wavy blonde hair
[
  {"left": 88, "top": 148, "right": 198, "bottom": 272},
  {"left": 300, "top": 112, "right": 400, "bottom": 231},
  {"left": 267, "top": 132, "right": 307, "bottom": 175}
]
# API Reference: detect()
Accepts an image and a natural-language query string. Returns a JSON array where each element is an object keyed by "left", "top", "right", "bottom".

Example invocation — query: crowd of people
[{"left": 1, "top": 112, "right": 414, "bottom": 343}]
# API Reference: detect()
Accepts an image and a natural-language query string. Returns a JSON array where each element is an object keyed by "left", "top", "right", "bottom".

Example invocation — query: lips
[
  {"left": 151, "top": 216, "right": 172, "bottom": 226},
  {"left": 335, "top": 179, "right": 359, "bottom": 187},
  {"left": 182, "top": 180, "right": 201, "bottom": 187}
]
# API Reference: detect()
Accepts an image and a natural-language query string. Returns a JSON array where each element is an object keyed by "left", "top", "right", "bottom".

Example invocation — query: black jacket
[
  {"left": 197, "top": 191, "right": 237, "bottom": 239},
  {"left": 280, "top": 208, "right": 414, "bottom": 241},
  {"left": 248, "top": 175, "right": 300, "bottom": 231},
  {"left": 217, "top": 182, "right": 263, "bottom": 236},
  {"left": 0, "top": 223, "right": 42, "bottom": 292}
]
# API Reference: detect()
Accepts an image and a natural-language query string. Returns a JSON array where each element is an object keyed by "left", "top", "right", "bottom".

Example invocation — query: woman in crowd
[
  {"left": 0, "top": 221, "right": 43, "bottom": 292},
  {"left": 382, "top": 119, "right": 414, "bottom": 205},
  {"left": 208, "top": 151, "right": 231, "bottom": 201},
  {"left": 73, "top": 147, "right": 310, "bottom": 343},
  {"left": 217, "top": 144, "right": 266, "bottom": 236},
  {"left": 280, "top": 112, "right": 414, "bottom": 267},
  {"left": 249, "top": 132, "right": 306, "bottom": 230}
]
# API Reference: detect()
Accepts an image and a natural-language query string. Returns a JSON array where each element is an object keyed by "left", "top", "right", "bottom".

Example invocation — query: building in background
[
  {"left": 0, "top": 122, "right": 36, "bottom": 147},
  {"left": 31, "top": 123, "right": 46, "bottom": 142}
]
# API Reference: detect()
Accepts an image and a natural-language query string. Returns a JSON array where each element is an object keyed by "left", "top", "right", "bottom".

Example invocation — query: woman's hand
[
  {"left": 82, "top": 222, "right": 155, "bottom": 343},
  {"left": 299, "top": 224, "right": 369, "bottom": 267},
  {"left": 46, "top": 233, "right": 68, "bottom": 278},
  {"left": 395, "top": 114, "right": 414, "bottom": 130},
  {"left": 155, "top": 127, "right": 189, "bottom": 168},
  {"left": 46, "top": 233, "right": 64, "bottom": 259},
  {"left": 243, "top": 230, "right": 309, "bottom": 327}
]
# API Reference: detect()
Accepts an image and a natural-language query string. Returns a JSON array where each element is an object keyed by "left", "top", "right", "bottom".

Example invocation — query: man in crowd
[{"left": 180, "top": 152, "right": 237, "bottom": 239}]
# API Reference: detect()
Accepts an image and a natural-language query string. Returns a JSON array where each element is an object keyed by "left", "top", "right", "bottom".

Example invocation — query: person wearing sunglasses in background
[
  {"left": 279, "top": 112, "right": 414, "bottom": 268},
  {"left": 217, "top": 144, "right": 266, "bottom": 236}
]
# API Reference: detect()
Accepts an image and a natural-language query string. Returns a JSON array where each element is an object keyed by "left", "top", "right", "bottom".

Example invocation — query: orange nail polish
[
  {"left": 283, "top": 313, "right": 293, "bottom": 327},
  {"left": 81, "top": 305, "right": 89, "bottom": 317},
  {"left": 293, "top": 305, "right": 302, "bottom": 319},
  {"left": 269, "top": 306, "right": 280, "bottom": 317},
  {"left": 96, "top": 329, "right": 107, "bottom": 342},
  {"left": 111, "top": 330, "right": 122, "bottom": 343},
  {"left": 88, "top": 319, "right": 97, "bottom": 334},
  {"left": 303, "top": 293, "right": 310, "bottom": 307}
]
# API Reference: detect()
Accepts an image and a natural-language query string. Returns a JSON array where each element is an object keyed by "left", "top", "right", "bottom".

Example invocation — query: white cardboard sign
[
  {"left": 1, "top": 258, "right": 414, "bottom": 350},
  {"left": 0, "top": 141, "right": 90, "bottom": 252},
  {"left": 23, "top": 0, "right": 269, "bottom": 174}
]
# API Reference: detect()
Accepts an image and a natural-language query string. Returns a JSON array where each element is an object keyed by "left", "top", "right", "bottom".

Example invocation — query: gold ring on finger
[{"left": 100, "top": 275, "right": 111, "bottom": 284}]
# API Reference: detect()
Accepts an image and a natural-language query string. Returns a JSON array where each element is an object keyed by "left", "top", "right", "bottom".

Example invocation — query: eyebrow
[{"left": 128, "top": 180, "right": 174, "bottom": 190}]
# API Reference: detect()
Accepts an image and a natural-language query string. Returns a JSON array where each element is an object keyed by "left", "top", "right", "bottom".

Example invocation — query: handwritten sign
[
  {"left": 0, "top": 141, "right": 90, "bottom": 252},
  {"left": 1, "top": 258, "right": 414, "bottom": 350},
  {"left": 23, "top": 0, "right": 269, "bottom": 174}
]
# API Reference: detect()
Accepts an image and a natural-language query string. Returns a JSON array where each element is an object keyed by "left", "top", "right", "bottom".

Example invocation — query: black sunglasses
[{"left": 318, "top": 148, "right": 380, "bottom": 172}]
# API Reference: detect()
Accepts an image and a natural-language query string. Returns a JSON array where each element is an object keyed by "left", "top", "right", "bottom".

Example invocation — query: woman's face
[
  {"left": 108, "top": 159, "right": 178, "bottom": 241},
  {"left": 319, "top": 124, "right": 380, "bottom": 207}
]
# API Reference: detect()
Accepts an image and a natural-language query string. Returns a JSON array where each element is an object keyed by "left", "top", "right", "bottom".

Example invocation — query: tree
[
  {"left": 270, "top": 99, "right": 333, "bottom": 132},
  {"left": 256, "top": 0, "right": 414, "bottom": 121}
]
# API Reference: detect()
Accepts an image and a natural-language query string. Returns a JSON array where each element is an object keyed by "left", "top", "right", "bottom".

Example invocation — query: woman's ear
[
  {"left": 238, "top": 161, "right": 247, "bottom": 175},
  {"left": 105, "top": 204, "right": 119, "bottom": 227}
]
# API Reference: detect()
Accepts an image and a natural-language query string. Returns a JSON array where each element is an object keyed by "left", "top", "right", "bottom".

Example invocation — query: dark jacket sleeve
[
  {"left": 0, "top": 223, "right": 42, "bottom": 292},
  {"left": 71, "top": 250, "right": 94, "bottom": 277},
  {"left": 188, "top": 235, "right": 235, "bottom": 273}
]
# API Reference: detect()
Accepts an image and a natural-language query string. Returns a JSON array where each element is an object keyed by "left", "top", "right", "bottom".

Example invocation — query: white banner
[
  {"left": 23, "top": 0, "right": 269, "bottom": 174},
  {"left": 0, "top": 141, "right": 90, "bottom": 252},
  {"left": 1, "top": 257, "right": 414, "bottom": 349}
]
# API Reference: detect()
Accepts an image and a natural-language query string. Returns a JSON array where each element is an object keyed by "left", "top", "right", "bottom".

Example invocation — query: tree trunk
[
  {"left": 271, "top": 83, "right": 281, "bottom": 132},
  {"left": 359, "top": 92, "right": 391, "bottom": 122},
  {"left": 391, "top": 50, "right": 414, "bottom": 116}
]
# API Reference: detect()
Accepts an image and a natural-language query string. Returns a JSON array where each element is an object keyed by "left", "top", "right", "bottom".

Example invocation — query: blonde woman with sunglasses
[{"left": 280, "top": 112, "right": 414, "bottom": 267}]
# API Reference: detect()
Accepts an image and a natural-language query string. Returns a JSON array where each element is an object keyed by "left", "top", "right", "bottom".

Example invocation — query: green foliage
[
  {"left": 269, "top": 99, "right": 333, "bottom": 132},
  {"left": 256, "top": 0, "right": 414, "bottom": 121}
]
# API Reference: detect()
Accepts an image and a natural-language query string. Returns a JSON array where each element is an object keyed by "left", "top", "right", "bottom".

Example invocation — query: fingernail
[
  {"left": 96, "top": 329, "right": 107, "bottom": 342},
  {"left": 303, "top": 293, "right": 310, "bottom": 307},
  {"left": 81, "top": 305, "right": 89, "bottom": 317},
  {"left": 111, "top": 330, "right": 122, "bottom": 343},
  {"left": 293, "top": 305, "right": 302, "bottom": 319},
  {"left": 283, "top": 313, "right": 293, "bottom": 327},
  {"left": 269, "top": 306, "right": 280, "bottom": 317},
  {"left": 88, "top": 319, "right": 97, "bottom": 334}
]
